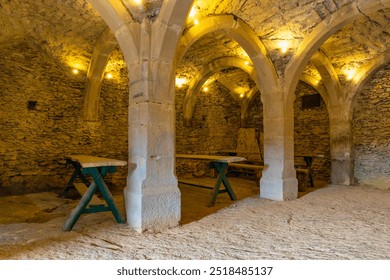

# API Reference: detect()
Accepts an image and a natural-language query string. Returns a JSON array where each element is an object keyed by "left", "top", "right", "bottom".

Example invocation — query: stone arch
[
  {"left": 299, "top": 74, "right": 329, "bottom": 107},
  {"left": 347, "top": 50, "right": 390, "bottom": 117},
  {"left": 310, "top": 50, "right": 341, "bottom": 108},
  {"left": 177, "top": 15, "right": 278, "bottom": 95},
  {"left": 183, "top": 56, "right": 259, "bottom": 125},
  {"left": 285, "top": 0, "right": 390, "bottom": 106},
  {"left": 86, "top": 0, "right": 138, "bottom": 63},
  {"left": 149, "top": 0, "right": 195, "bottom": 100},
  {"left": 83, "top": 28, "right": 118, "bottom": 120}
]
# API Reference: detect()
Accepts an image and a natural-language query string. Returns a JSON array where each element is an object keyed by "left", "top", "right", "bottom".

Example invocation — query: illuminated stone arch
[
  {"left": 83, "top": 28, "right": 118, "bottom": 120},
  {"left": 183, "top": 56, "right": 259, "bottom": 126},
  {"left": 177, "top": 15, "right": 278, "bottom": 95},
  {"left": 285, "top": 0, "right": 390, "bottom": 106},
  {"left": 347, "top": 50, "right": 390, "bottom": 117}
]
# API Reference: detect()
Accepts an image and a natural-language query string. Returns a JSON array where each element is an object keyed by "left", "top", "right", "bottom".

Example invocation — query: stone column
[
  {"left": 260, "top": 92, "right": 298, "bottom": 200},
  {"left": 329, "top": 106, "right": 354, "bottom": 185},
  {"left": 122, "top": 20, "right": 181, "bottom": 232}
]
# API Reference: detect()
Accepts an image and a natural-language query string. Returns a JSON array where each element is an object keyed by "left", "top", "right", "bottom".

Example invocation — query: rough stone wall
[
  {"left": 294, "top": 82, "right": 331, "bottom": 181},
  {"left": 353, "top": 63, "right": 390, "bottom": 188},
  {"left": 0, "top": 40, "right": 128, "bottom": 195},
  {"left": 246, "top": 93, "right": 264, "bottom": 157},
  {"left": 175, "top": 82, "right": 240, "bottom": 177}
]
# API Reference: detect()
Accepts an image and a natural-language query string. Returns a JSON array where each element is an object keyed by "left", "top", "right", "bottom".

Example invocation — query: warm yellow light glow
[
  {"left": 133, "top": 0, "right": 142, "bottom": 4},
  {"left": 72, "top": 69, "right": 79, "bottom": 75},
  {"left": 189, "top": 7, "right": 197, "bottom": 18},
  {"left": 175, "top": 77, "right": 187, "bottom": 88},
  {"left": 194, "top": 19, "right": 199, "bottom": 25},
  {"left": 345, "top": 69, "right": 356, "bottom": 80},
  {"left": 279, "top": 41, "right": 289, "bottom": 53},
  {"left": 106, "top": 73, "right": 113, "bottom": 79},
  {"left": 203, "top": 87, "right": 209, "bottom": 92},
  {"left": 239, "top": 93, "right": 245, "bottom": 98},
  {"left": 245, "top": 61, "right": 249, "bottom": 65}
]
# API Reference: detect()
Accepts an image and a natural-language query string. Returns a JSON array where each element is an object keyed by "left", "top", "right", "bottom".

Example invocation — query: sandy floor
[{"left": 0, "top": 178, "right": 389, "bottom": 260}]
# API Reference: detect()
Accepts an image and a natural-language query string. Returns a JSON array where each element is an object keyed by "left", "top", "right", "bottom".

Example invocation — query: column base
[
  {"left": 124, "top": 185, "right": 181, "bottom": 233},
  {"left": 331, "top": 159, "right": 354, "bottom": 185},
  {"left": 260, "top": 177, "right": 298, "bottom": 201}
]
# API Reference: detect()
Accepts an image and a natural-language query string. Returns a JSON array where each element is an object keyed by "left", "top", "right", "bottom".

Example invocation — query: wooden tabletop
[
  {"left": 176, "top": 154, "right": 246, "bottom": 163},
  {"left": 65, "top": 155, "right": 127, "bottom": 168},
  {"left": 295, "top": 154, "right": 325, "bottom": 158}
]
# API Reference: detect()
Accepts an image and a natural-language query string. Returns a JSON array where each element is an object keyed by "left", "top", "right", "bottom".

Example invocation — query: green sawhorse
[
  {"left": 176, "top": 154, "right": 247, "bottom": 207},
  {"left": 62, "top": 155, "right": 127, "bottom": 231},
  {"left": 208, "top": 161, "right": 237, "bottom": 207}
]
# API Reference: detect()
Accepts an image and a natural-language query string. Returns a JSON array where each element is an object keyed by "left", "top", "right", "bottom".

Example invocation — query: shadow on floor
[
  {"left": 179, "top": 176, "right": 328, "bottom": 225},
  {"left": 0, "top": 177, "right": 327, "bottom": 226}
]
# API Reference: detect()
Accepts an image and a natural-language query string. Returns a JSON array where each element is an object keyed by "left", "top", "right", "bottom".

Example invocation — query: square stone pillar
[
  {"left": 329, "top": 108, "right": 354, "bottom": 185},
  {"left": 260, "top": 93, "right": 298, "bottom": 200},
  {"left": 124, "top": 101, "right": 180, "bottom": 232}
]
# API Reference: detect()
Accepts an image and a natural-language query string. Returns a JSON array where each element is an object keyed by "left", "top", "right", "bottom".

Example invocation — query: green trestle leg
[
  {"left": 63, "top": 165, "right": 124, "bottom": 231},
  {"left": 208, "top": 162, "right": 237, "bottom": 207}
]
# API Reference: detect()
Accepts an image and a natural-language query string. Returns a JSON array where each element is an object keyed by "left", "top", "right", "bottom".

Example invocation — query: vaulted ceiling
[{"left": 1, "top": 0, "right": 389, "bottom": 99}]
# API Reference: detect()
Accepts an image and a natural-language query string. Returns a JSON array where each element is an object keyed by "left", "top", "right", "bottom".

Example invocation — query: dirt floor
[{"left": 0, "top": 176, "right": 389, "bottom": 260}]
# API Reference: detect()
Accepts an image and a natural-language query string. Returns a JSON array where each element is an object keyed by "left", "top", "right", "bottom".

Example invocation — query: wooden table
[
  {"left": 176, "top": 154, "right": 246, "bottom": 206},
  {"left": 295, "top": 154, "right": 324, "bottom": 187},
  {"left": 61, "top": 155, "right": 127, "bottom": 231}
]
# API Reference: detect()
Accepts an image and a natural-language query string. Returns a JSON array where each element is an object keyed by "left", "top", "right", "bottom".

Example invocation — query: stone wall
[
  {"left": 294, "top": 82, "right": 331, "bottom": 182},
  {"left": 0, "top": 40, "right": 128, "bottom": 195},
  {"left": 175, "top": 82, "right": 241, "bottom": 177},
  {"left": 353, "top": 63, "right": 390, "bottom": 188}
]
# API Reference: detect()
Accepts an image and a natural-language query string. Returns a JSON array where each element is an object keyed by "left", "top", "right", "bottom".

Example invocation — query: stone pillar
[
  {"left": 260, "top": 92, "right": 298, "bottom": 200},
  {"left": 125, "top": 101, "right": 180, "bottom": 232},
  {"left": 329, "top": 106, "right": 354, "bottom": 185},
  {"left": 122, "top": 20, "right": 181, "bottom": 232}
]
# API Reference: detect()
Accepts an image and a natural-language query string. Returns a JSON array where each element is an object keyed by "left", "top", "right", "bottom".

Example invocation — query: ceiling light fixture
[
  {"left": 72, "top": 69, "right": 79, "bottom": 75},
  {"left": 279, "top": 41, "right": 289, "bottom": 54}
]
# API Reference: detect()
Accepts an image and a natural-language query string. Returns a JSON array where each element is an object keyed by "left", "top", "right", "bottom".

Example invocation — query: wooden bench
[
  {"left": 228, "top": 162, "right": 264, "bottom": 180},
  {"left": 228, "top": 162, "right": 309, "bottom": 192}
]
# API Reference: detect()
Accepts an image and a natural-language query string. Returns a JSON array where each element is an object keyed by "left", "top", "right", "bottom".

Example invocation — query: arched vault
[
  {"left": 285, "top": 0, "right": 390, "bottom": 106},
  {"left": 182, "top": 56, "right": 259, "bottom": 126},
  {"left": 177, "top": 15, "right": 278, "bottom": 95},
  {"left": 347, "top": 50, "right": 390, "bottom": 117},
  {"left": 83, "top": 28, "right": 118, "bottom": 120}
]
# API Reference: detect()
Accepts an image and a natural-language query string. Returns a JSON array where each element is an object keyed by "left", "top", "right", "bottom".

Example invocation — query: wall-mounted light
[
  {"left": 278, "top": 41, "right": 289, "bottom": 54},
  {"left": 345, "top": 69, "right": 356, "bottom": 81},
  {"left": 202, "top": 87, "right": 209, "bottom": 92},
  {"left": 189, "top": 7, "right": 197, "bottom": 18},
  {"left": 188, "top": 6, "right": 200, "bottom": 26},
  {"left": 175, "top": 77, "right": 187, "bottom": 88}
]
